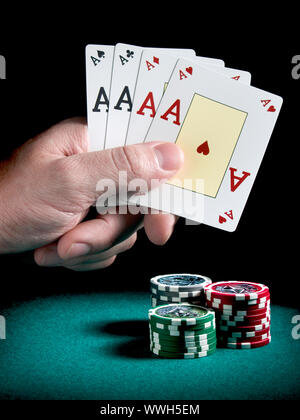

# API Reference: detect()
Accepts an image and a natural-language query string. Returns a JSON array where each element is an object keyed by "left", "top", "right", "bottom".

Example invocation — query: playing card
[
  {"left": 85, "top": 45, "right": 114, "bottom": 151},
  {"left": 125, "top": 50, "right": 179, "bottom": 146},
  {"left": 126, "top": 49, "right": 250, "bottom": 146},
  {"left": 129, "top": 58, "right": 282, "bottom": 231},
  {"left": 104, "top": 43, "right": 196, "bottom": 150},
  {"left": 193, "top": 60, "right": 251, "bottom": 85}
]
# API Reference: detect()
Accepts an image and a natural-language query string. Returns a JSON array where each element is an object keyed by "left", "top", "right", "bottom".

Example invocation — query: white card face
[
  {"left": 193, "top": 61, "right": 252, "bottom": 85},
  {"left": 126, "top": 51, "right": 250, "bottom": 147},
  {"left": 85, "top": 45, "right": 114, "bottom": 151},
  {"left": 104, "top": 43, "right": 196, "bottom": 150},
  {"left": 193, "top": 56, "right": 225, "bottom": 67},
  {"left": 125, "top": 50, "right": 179, "bottom": 146},
  {"left": 129, "top": 58, "right": 282, "bottom": 232}
]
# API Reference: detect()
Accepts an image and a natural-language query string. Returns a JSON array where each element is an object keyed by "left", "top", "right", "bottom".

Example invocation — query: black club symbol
[{"left": 126, "top": 50, "right": 134, "bottom": 58}]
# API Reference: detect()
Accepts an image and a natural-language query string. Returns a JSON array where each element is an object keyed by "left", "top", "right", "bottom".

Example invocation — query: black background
[{"left": 0, "top": 7, "right": 298, "bottom": 309}]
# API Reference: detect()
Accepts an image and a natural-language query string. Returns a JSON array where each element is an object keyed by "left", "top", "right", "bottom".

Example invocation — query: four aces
[{"left": 85, "top": 44, "right": 283, "bottom": 231}]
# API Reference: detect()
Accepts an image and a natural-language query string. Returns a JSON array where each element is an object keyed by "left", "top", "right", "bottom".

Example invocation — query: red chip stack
[{"left": 204, "top": 281, "right": 271, "bottom": 349}]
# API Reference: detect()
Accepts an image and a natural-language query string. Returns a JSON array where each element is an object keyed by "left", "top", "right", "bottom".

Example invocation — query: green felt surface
[{"left": 0, "top": 292, "right": 299, "bottom": 400}]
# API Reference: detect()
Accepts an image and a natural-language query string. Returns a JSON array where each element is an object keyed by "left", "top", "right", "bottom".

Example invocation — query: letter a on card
[{"left": 229, "top": 168, "right": 251, "bottom": 192}]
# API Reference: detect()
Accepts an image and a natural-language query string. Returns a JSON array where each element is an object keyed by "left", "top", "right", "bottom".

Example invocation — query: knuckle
[
  {"left": 63, "top": 118, "right": 88, "bottom": 152},
  {"left": 110, "top": 146, "right": 148, "bottom": 179}
]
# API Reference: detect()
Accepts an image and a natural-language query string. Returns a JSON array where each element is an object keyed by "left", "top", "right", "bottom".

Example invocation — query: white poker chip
[{"left": 150, "top": 274, "right": 212, "bottom": 293}]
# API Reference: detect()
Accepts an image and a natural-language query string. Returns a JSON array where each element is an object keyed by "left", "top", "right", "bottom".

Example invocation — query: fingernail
[
  {"left": 153, "top": 143, "right": 184, "bottom": 171},
  {"left": 66, "top": 243, "right": 91, "bottom": 258}
]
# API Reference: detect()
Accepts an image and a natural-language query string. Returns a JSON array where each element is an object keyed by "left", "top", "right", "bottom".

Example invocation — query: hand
[{"left": 0, "top": 118, "right": 184, "bottom": 271}]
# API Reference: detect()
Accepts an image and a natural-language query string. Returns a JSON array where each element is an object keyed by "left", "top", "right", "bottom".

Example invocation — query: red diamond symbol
[{"left": 153, "top": 56, "right": 159, "bottom": 64}]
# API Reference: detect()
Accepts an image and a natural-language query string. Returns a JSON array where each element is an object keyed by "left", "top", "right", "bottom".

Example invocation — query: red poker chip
[
  {"left": 217, "top": 326, "right": 270, "bottom": 339},
  {"left": 217, "top": 310, "right": 271, "bottom": 323},
  {"left": 212, "top": 305, "right": 271, "bottom": 317},
  {"left": 218, "top": 332, "right": 271, "bottom": 344},
  {"left": 206, "top": 297, "right": 270, "bottom": 311},
  {"left": 205, "top": 282, "right": 269, "bottom": 301},
  {"left": 218, "top": 315, "right": 271, "bottom": 327},
  {"left": 218, "top": 321, "right": 270, "bottom": 333},
  {"left": 219, "top": 336, "right": 271, "bottom": 349},
  {"left": 205, "top": 290, "right": 270, "bottom": 305}
]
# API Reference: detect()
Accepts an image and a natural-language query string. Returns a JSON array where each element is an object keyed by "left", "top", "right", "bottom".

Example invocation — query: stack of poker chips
[
  {"left": 204, "top": 281, "right": 271, "bottom": 349},
  {"left": 149, "top": 303, "right": 217, "bottom": 359},
  {"left": 150, "top": 274, "right": 212, "bottom": 308}
]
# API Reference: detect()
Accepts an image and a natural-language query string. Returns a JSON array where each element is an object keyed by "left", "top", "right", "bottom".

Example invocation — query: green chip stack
[{"left": 149, "top": 303, "right": 217, "bottom": 359}]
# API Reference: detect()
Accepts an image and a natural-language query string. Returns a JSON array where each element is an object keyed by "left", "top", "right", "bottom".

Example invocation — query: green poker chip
[
  {"left": 150, "top": 346, "right": 216, "bottom": 359},
  {"left": 150, "top": 341, "right": 217, "bottom": 353},
  {"left": 150, "top": 329, "right": 217, "bottom": 342},
  {"left": 150, "top": 332, "right": 217, "bottom": 346},
  {"left": 149, "top": 317, "right": 215, "bottom": 331},
  {"left": 150, "top": 338, "right": 217, "bottom": 351},
  {"left": 149, "top": 324, "right": 216, "bottom": 338},
  {"left": 149, "top": 304, "right": 215, "bottom": 326}
]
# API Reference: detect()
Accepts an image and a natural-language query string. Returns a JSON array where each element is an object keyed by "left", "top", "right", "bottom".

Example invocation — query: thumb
[{"left": 61, "top": 142, "right": 184, "bottom": 202}]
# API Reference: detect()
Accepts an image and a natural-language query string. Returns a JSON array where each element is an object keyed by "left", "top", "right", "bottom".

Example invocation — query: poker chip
[
  {"left": 151, "top": 335, "right": 217, "bottom": 348},
  {"left": 205, "top": 281, "right": 269, "bottom": 303},
  {"left": 151, "top": 346, "right": 216, "bottom": 359},
  {"left": 151, "top": 341, "right": 217, "bottom": 353},
  {"left": 206, "top": 294, "right": 270, "bottom": 310},
  {"left": 151, "top": 274, "right": 212, "bottom": 292},
  {"left": 149, "top": 278, "right": 272, "bottom": 355},
  {"left": 217, "top": 326, "right": 270, "bottom": 339},
  {"left": 218, "top": 332, "right": 270, "bottom": 344},
  {"left": 151, "top": 329, "right": 217, "bottom": 342},
  {"left": 148, "top": 298, "right": 216, "bottom": 358},
  {"left": 150, "top": 274, "right": 211, "bottom": 308},
  {"left": 217, "top": 310, "right": 271, "bottom": 322},
  {"left": 218, "top": 321, "right": 270, "bottom": 333},
  {"left": 149, "top": 304, "right": 215, "bottom": 326},
  {"left": 151, "top": 297, "right": 203, "bottom": 309},
  {"left": 149, "top": 320, "right": 216, "bottom": 334},
  {"left": 217, "top": 315, "right": 271, "bottom": 327},
  {"left": 151, "top": 287, "right": 203, "bottom": 298},
  {"left": 204, "top": 281, "right": 271, "bottom": 350},
  {"left": 216, "top": 305, "right": 270, "bottom": 317},
  {"left": 152, "top": 295, "right": 202, "bottom": 304},
  {"left": 150, "top": 323, "right": 216, "bottom": 337},
  {"left": 220, "top": 336, "right": 272, "bottom": 349},
  {"left": 218, "top": 310, "right": 270, "bottom": 321},
  {"left": 150, "top": 334, "right": 217, "bottom": 348},
  {"left": 149, "top": 316, "right": 215, "bottom": 330}
]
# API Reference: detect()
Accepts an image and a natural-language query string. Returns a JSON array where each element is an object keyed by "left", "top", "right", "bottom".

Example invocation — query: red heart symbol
[
  {"left": 186, "top": 67, "right": 193, "bottom": 75},
  {"left": 267, "top": 105, "right": 276, "bottom": 112},
  {"left": 197, "top": 141, "right": 209, "bottom": 156},
  {"left": 219, "top": 215, "right": 227, "bottom": 224}
]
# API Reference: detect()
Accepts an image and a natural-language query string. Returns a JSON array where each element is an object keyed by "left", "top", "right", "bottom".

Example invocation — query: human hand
[{"left": 0, "top": 118, "right": 183, "bottom": 270}]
